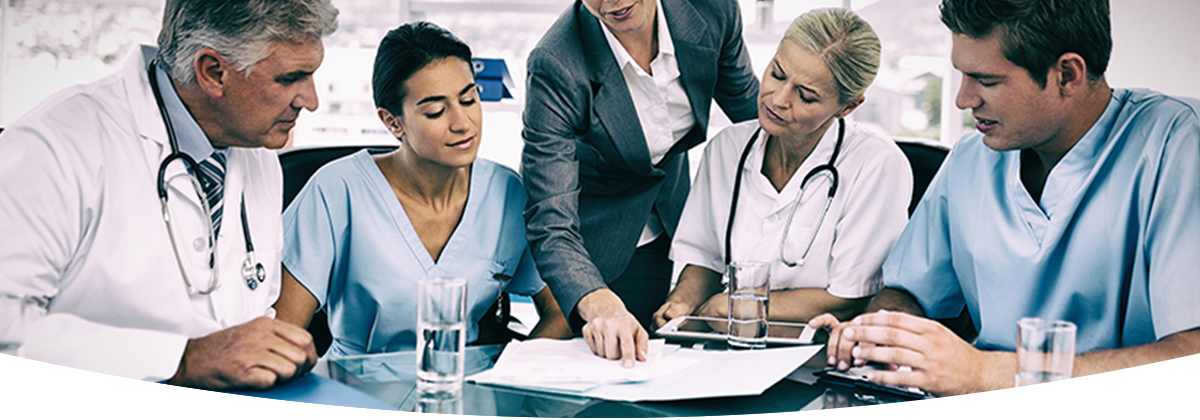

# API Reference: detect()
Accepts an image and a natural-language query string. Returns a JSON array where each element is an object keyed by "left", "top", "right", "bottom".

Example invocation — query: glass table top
[{"left": 315, "top": 343, "right": 917, "bottom": 416}]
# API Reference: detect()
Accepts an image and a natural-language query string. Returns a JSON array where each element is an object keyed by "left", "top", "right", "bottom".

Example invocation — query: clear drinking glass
[
  {"left": 727, "top": 261, "right": 770, "bottom": 349},
  {"left": 1015, "top": 317, "right": 1076, "bottom": 386},
  {"left": 414, "top": 386, "right": 464, "bottom": 415},
  {"left": 416, "top": 277, "right": 467, "bottom": 392}
]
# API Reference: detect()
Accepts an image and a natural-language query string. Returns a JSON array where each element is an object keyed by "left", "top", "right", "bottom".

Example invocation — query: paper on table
[
  {"left": 469, "top": 338, "right": 824, "bottom": 402},
  {"left": 585, "top": 345, "right": 822, "bottom": 402},
  {"left": 470, "top": 338, "right": 705, "bottom": 392}
]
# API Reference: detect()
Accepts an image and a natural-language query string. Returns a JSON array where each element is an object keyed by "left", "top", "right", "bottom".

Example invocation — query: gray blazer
[{"left": 521, "top": 0, "right": 760, "bottom": 317}]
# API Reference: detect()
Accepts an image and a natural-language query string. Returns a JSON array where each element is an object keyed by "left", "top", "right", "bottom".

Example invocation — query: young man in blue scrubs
[{"left": 810, "top": 0, "right": 1200, "bottom": 396}]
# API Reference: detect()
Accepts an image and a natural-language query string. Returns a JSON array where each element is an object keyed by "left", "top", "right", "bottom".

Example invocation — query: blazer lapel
[
  {"left": 578, "top": 4, "right": 654, "bottom": 175},
  {"left": 663, "top": 0, "right": 718, "bottom": 153}
]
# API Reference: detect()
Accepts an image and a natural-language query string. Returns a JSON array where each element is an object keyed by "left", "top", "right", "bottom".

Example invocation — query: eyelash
[
  {"left": 424, "top": 97, "right": 478, "bottom": 119},
  {"left": 771, "top": 68, "right": 818, "bottom": 103}
]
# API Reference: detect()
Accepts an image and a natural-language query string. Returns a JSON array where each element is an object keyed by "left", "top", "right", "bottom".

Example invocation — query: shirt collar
[
  {"left": 154, "top": 61, "right": 218, "bottom": 161},
  {"left": 597, "top": 0, "right": 676, "bottom": 73}
]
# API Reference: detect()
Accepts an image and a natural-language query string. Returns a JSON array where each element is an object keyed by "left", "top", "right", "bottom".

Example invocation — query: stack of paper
[
  {"left": 468, "top": 338, "right": 822, "bottom": 402},
  {"left": 471, "top": 339, "right": 705, "bottom": 393}
]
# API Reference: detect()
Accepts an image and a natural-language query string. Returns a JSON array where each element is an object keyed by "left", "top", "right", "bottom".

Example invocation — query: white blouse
[{"left": 670, "top": 120, "right": 912, "bottom": 298}]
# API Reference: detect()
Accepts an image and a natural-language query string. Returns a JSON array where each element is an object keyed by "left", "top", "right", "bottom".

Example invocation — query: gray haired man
[{"left": 0, "top": 0, "right": 338, "bottom": 390}]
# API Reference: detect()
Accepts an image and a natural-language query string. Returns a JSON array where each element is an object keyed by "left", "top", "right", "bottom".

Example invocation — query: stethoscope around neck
[
  {"left": 149, "top": 59, "right": 265, "bottom": 295},
  {"left": 724, "top": 118, "right": 845, "bottom": 268}
]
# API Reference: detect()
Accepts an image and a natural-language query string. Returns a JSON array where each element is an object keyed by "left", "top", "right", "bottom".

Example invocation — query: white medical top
[
  {"left": 671, "top": 120, "right": 912, "bottom": 298},
  {"left": 597, "top": 0, "right": 694, "bottom": 246}
]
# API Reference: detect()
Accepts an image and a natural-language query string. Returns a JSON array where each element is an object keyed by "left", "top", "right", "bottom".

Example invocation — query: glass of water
[
  {"left": 727, "top": 261, "right": 770, "bottom": 349},
  {"left": 416, "top": 277, "right": 467, "bottom": 392},
  {"left": 1015, "top": 317, "right": 1076, "bottom": 386}
]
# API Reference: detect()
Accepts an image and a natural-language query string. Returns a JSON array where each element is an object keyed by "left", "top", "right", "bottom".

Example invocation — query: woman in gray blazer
[{"left": 521, "top": 0, "right": 759, "bottom": 366}]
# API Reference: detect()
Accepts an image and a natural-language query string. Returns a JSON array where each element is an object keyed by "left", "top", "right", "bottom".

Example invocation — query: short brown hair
[{"left": 939, "top": 0, "right": 1111, "bottom": 88}]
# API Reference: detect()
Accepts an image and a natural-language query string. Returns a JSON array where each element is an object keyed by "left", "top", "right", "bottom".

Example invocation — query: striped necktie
[{"left": 197, "top": 150, "right": 227, "bottom": 233}]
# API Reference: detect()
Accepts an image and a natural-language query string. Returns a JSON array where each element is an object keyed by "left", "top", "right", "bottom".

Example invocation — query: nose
[
  {"left": 955, "top": 76, "right": 980, "bottom": 110},
  {"left": 292, "top": 77, "right": 319, "bottom": 112},
  {"left": 769, "top": 83, "right": 791, "bottom": 109},
  {"left": 448, "top": 103, "right": 470, "bottom": 133}
]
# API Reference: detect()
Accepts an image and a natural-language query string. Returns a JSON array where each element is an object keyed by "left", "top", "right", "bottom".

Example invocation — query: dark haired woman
[{"left": 274, "top": 21, "right": 570, "bottom": 357}]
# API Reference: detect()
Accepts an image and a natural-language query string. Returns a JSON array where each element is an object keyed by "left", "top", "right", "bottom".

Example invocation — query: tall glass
[
  {"left": 1015, "top": 317, "right": 1076, "bottom": 386},
  {"left": 416, "top": 277, "right": 467, "bottom": 392},
  {"left": 414, "top": 387, "right": 463, "bottom": 415},
  {"left": 727, "top": 261, "right": 770, "bottom": 349}
]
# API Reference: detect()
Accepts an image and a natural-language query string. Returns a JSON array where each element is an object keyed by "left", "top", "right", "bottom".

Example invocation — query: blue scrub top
[
  {"left": 885, "top": 89, "right": 1200, "bottom": 353},
  {"left": 283, "top": 151, "right": 545, "bottom": 357}
]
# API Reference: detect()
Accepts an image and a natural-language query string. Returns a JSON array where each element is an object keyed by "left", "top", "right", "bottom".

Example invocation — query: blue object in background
[{"left": 472, "top": 58, "right": 514, "bottom": 101}]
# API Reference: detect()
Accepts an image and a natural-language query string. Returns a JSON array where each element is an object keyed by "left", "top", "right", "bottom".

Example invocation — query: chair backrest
[
  {"left": 280, "top": 145, "right": 398, "bottom": 209},
  {"left": 894, "top": 138, "right": 950, "bottom": 216}
]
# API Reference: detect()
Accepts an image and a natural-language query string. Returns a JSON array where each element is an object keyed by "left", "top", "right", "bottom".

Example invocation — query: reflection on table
[{"left": 315, "top": 343, "right": 918, "bottom": 417}]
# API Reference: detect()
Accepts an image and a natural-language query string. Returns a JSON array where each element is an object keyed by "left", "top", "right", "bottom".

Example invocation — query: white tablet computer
[{"left": 655, "top": 316, "right": 820, "bottom": 345}]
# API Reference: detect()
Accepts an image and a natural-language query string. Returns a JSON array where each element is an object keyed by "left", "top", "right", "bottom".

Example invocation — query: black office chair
[
  {"left": 278, "top": 144, "right": 520, "bottom": 356},
  {"left": 894, "top": 138, "right": 950, "bottom": 216}
]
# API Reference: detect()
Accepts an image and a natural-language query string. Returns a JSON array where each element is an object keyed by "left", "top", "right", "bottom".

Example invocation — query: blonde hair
[{"left": 782, "top": 8, "right": 880, "bottom": 104}]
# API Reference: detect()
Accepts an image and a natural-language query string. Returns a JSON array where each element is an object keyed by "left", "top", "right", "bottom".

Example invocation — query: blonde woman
[{"left": 654, "top": 8, "right": 912, "bottom": 328}]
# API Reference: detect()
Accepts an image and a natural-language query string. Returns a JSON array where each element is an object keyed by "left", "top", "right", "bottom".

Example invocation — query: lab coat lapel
[
  {"left": 579, "top": 4, "right": 654, "bottom": 175},
  {"left": 128, "top": 45, "right": 171, "bottom": 160}
]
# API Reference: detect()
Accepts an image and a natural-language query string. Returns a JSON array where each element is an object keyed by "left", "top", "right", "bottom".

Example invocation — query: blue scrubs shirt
[
  {"left": 283, "top": 151, "right": 545, "bottom": 357},
  {"left": 885, "top": 89, "right": 1200, "bottom": 353}
]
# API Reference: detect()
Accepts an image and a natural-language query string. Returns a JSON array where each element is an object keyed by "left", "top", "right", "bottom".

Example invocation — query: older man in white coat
[{"left": 0, "top": 0, "right": 338, "bottom": 390}]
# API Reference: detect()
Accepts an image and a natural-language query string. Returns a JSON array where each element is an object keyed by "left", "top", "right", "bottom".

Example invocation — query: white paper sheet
[
  {"left": 470, "top": 339, "right": 704, "bottom": 392},
  {"left": 468, "top": 338, "right": 823, "bottom": 402}
]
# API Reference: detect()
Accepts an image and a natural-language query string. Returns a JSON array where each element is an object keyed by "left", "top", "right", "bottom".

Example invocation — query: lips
[
  {"left": 608, "top": 4, "right": 634, "bottom": 19},
  {"left": 763, "top": 105, "right": 785, "bottom": 123},
  {"left": 974, "top": 115, "right": 998, "bottom": 132},
  {"left": 447, "top": 136, "right": 474, "bottom": 150}
]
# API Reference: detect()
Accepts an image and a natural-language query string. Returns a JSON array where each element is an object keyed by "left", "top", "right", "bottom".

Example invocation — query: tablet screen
[{"left": 658, "top": 316, "right": 816, "bottom": 345}]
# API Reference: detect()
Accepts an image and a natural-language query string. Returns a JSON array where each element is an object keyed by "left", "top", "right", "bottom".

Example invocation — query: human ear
[
  {"left": 838, "top": 96, "right": 866, "bottom": 118},
  {"left": 194, "top": 48, "right": 226, "bottom": 98},
  {"left": 1054, "top": 53, "right": 1088, "bottom": 97},
  {"left": 377, "top": 108, "right": 405, "bottom": 139}
]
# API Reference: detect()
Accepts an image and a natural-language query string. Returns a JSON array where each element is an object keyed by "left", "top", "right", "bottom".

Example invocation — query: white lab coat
[
  {"left": 670, "top": 120, "right": 912, "bottom": 298},
  {"left": 0, "top": 45, "right": 283, "bottom": 381}
]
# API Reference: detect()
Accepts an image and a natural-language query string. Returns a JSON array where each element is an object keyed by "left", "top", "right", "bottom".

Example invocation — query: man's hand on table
[
  {"left": 167, "top": 317, "right": 318, "bottom": 390},
  {"left": 578, "top": 288, "right": 648, "bottom": 368},
  {"left": 809, "top": 310, "right": 1016, "bottom": 396}
]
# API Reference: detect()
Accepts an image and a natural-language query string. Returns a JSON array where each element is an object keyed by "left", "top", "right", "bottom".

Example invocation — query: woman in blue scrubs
[{"left": 274, "top": 22, "right": 571, "bottom": 357}]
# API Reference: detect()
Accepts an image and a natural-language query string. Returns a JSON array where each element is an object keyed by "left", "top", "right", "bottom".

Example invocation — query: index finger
[
  {"left": 853, "top": 310, "right": 940, "bottom": 334},
  {"left": 807, "top": 314, "right": 848, "bottom": 368},
  {"left": 619, "top": 324, "right": 638, "bottom": 368}
]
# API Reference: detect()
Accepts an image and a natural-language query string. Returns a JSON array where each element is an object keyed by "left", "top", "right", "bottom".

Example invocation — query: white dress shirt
[
  {"left": 671, "top": 120, "right": 911, "bottom": 298},
  {"left": 598, "top": 0, "right": 694, "bottom": 247}
]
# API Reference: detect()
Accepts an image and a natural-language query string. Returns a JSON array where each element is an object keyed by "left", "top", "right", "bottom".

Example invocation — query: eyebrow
[
  {"left": 774, "top": 60, "right": 821, "bottom": 98},
  {"left": 415, "top": 83, "right": 479, "bottom": 106}
]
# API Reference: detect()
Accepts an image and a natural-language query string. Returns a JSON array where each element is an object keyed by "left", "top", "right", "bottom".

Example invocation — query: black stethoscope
[
  {"left": 724, "top": 118, "right": 845, "bottom": 268},
  {"left": 149, "top": 59, "right": 265, "bottom": 294}
]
